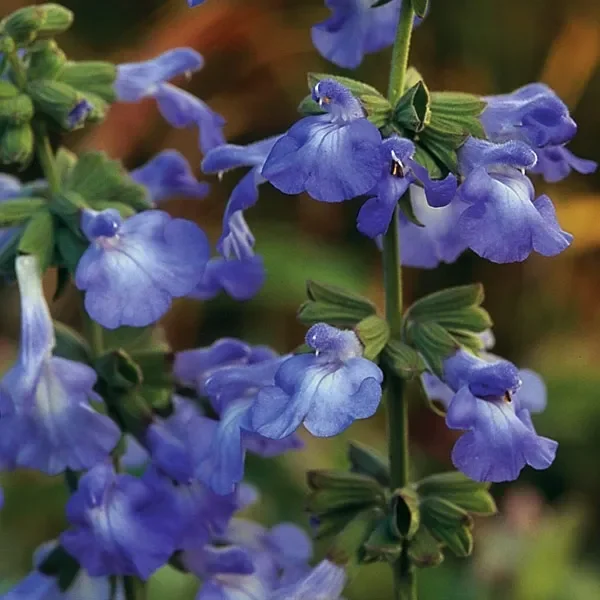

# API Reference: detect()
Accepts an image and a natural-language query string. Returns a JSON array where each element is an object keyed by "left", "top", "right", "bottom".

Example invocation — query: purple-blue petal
[
  {"left": 530, "top": 145, "right": 597, "bottom": 183},
  {"left": 202, "top": 136, "right": 281, "bottom": 174}
]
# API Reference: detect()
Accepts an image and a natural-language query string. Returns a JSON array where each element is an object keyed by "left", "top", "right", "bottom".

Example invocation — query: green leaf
[
  {"left": 393, "top": 80, "right": 431, "bottom": 133},
  {"left": 0, "top": 197, "right": 46, "bottom": 226},
  {"left": 347, "top": 441, "right": 390, "bottom": 487},
  {"left": 362, "top": 517, "right": 403, "bottom": 562},
  {"left": 308, "top": 469, "right": 385, "bottom": 494},
  {"left": 66, "top": 151, "right": 150, "bottom": 211},
  {"left": 303, "top": 73, "right": 392, "bottom": 128},
  {"left": 411, "top": 0, "right": 429, "bottom": 17},
  {"left": 412, "top": 144, "right": 444, "bottom": 180},
  {"left": 406, "top": 321, "right": 458, "bottom": 376},
  {"left": 298, "top": 280, "right": 376, "bottom": 327},
  {"left": 56, "top": 226, "right": 87, "bottom": 272},
  {"left": 307, "top": 486, "right": 384, "bottom": 515},
  {"left": 355, "top": 315, "right": 389, "bottom": 361},
  {"left": 408, "top": 527, "right": 444, "bottom": 568},
  {"left": 53, "top": 321, "right": 92, "bottom": 364},
  {"left": 404, "top": 284, "right": 492, "bottom": 375},
  {"left": 383, "top": 338, "right": 427, "bottom": 379},
  {"left": 0, "top": 81, "right": 19, "bottom": 99},
  {"left": 420, "top": 496, "right": 473, "bottom": 557},
  {"left": 18, "top": 208, "right": 54, "bottom": 271},
  {"left": 391, "top": 487, "right": 420, "bottom": 539},
  {"left": 417, "top": 472, "right": 497, "bottom": 516}
]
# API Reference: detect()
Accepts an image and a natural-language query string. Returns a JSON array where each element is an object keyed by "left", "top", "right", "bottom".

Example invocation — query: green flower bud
[
  {"left": 0, "top": 81, "right": 19, "bottom": 100},
  {"left": 0, "top": 94, "right": 35, "bottom": 125},
  {"left": 1, "top": 4, "right": 73, "bottom": 45},
  {"left": 0, "top": 122, "right": 34, "bottom": 166},
  {"left": 58, "top": 62, "right": 117, "bottom": 102},
  {"left": 27, "top": 40, "right": 67, "bottom": 80},
  {"left": 26, "top": 79, "right": 89, "bottom": 129},
  {"left": 0, "top": 36, "right": 16, "bottom": 55}
]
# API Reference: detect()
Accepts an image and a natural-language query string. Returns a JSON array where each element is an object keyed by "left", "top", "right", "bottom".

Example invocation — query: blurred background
[{"left": 0, "top": 0, "right": 599, "bottom": 598}]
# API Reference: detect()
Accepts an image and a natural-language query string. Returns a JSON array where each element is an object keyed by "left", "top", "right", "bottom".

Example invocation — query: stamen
[
  {"left": 390, "top": 149, "right": 405, "bottom": 177},
  {"left": 504, "top": 392, "right": 512, "bottom": 403}
]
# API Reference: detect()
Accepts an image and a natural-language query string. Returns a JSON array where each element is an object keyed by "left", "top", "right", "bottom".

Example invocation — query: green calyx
[{"left": 1, "top": 4, "right": 73, "bottom": 46}]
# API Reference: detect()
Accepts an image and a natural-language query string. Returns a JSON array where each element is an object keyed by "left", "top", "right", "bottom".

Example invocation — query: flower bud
[
  {"left": 0, "top": 94, "right": 35, "bottom": 124},
  {"left": 0, "top": 81, "right": 19, "bottom": 100},
  {"left": 1, "top": 4, "right": 73, "bottom": 45},
  {"left": 27, "top": 40, "right": 67, "bottom": 80},
  {"left": 26, "top": 79, "right": 90, "bottom": 129},
  {"left": 0, "top": 123, "right": 34, "bottom": 166}
]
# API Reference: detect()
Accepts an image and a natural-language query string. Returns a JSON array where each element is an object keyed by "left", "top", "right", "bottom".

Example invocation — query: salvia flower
[
  {"left": 357, "top": 136, "right": 457, "bottom": 238},
  {"left": 311, "top": 0, "right": 401, "bottom": 69},
  {"left": 115, "top": 48, "right": 225, "bottom": 153},
  {"left": 271, "top": 559, "right": 346, "bottom": 600},
  {"left": 422, "top": 350, "right": 557, "bottom": 482},
  {"left": 193, "top": 356, "right": 302, "bottom": 494},
  {"left": 75, "top": 208, "right": 209, "bottom": 329},
  {"left": 262, "top": 79, "right": 382, "bottom": 202},
  {"left": 395, "top": 186, "right": 468, "bottom": 268},
  {"left": 481, "top": 83, "right": 577, "bottom": 149},
  {"left": 529, "top": 144, "right": 597, "bottom": 183},
  {"left": 0, "top": 256, "right": 120, "bottom": 475},
  {"left": 251, "top": 323, "right": 383, "bottom": 439},
  {"left": 456, "top": 138, "right": 572, "bottom": 263},
  {"left": 192, "top": 137, "right": 281, "bottom": 300},
  {"left": 66, "top": 99, "right": 94, "bottom": 130},
  {"left": 61, "top": 462, "right": 182, "bottom": 578},
  {"left": 0, "top": 541, "right": 124, "bottom": 600},
  {"left": 130, "top": 149, "right": 209, "bottom": 205}
]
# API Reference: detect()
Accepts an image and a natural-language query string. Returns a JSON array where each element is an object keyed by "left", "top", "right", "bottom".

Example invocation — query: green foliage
[
  {"left": 382, "top": 338, "right": 427, "bottom": 379},
  {"left": 18, "top": 208, "right": 55, "bottom": 271},
  {"left": 403, "top": 284, "right": 493, "bottom": 376},
  {"left": 298, "top": 280, "right": 376, "bottom": 327},
  {"left": 0, "top": 197, "right": 47, "bottom": 226},
  {"left": 299, "top": 73, "right": 392, "bottom": 128},
  {"left": 355, "top": 315, "right": 390, "bottom": 361},
  {"left": 393, "top": 80, "right": 431, "bottom": 133}
]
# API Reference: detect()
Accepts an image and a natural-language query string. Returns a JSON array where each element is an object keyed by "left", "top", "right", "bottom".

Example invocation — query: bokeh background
[{"left": 0, "top": 0, "right": 599, "bottom": 598}]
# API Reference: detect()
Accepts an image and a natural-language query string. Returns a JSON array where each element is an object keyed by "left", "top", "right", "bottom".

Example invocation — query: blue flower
[
  {"left": 191, "top": 136, "right": 282, "bottom": 301},
  {"left": 183, "top": 517, "right": 312, "bottom": 600},
  {"left": 251, "top": 323, "right": 383, "bottom": 439},
  {"left": 530, "top": 144, "right": 597, "bottom": 183},
  {"left": 481, "top": 83, "right": 577, "bottom": 149},
  {"left": 262, "top": 79, "right": 382, "bottom": 202},
  {"left": 271, "top": 559, "right": 346, "bottom": 600},
  {"left": 422, "top": 350, "right": 557, "bottom": 483},
  {"left": 61, "top": 462, "right": 182, "bottom": 579},
  {"left": 115, "top": 48, "right": 225, "bottom": 153},
  {"left": 130, "top": 150, "right": 209, "bottom": 205},
  {"left": 66, "top": 99, "right": 94, "bottom": 130},
  {"left": 192, "top": 356, "right": 302, "bottom": 495},
  {"left": 394, "top": 186, "right": 468, "bottom": 268},
  {"left": 0, "top": 541, "right": 125, "bottom": 600},
  {"left": 189, "top": 0, "right": 205, "bottom": 5},
  {"left": 0, "top": 257, "right": 120, "bottom": 475},
  {"left": 75, "top": 209, "right": 209, "bottom": 329},
  {"left": 456, "top": 138, "right": 572, "bottom": 263},
  {"left": 357, "top": 136, "right": 457, "bottom": 238},
  {"left": 174, "top": 338, "right": 273, "bottom": 395},
  {"left": 311, "top": 0, "right": 401, "bottom": 69}
]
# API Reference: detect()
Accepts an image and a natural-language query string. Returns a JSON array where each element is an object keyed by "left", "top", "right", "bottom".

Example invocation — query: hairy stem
[{"left": 383, "top": 2, "right": 417, "bottom": 599}]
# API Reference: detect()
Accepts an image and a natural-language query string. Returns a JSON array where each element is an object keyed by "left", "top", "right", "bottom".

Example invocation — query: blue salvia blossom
[
  {"left": 251, "top": 323, "right": 383, "bottom": 439},
  {"left": 421, "top": 350, "right": 557, "bottom": 482},
  {"left": 0, "top": 541, "right": 125, "bottom": 600},
  {"left": 0, "top": 256, "right": 120, "bottom": 475},
  {"left": 271, "top": 559, "right": 347, "bottom": 600},
  {"left": 182, "top": 510, "right": 314, "bottom": 600},
  {"left": 394, "top": 185, "right": 467, "bottom": 269},
  {"left": 130, "top": 149, "right": 209, "bottom": 205},
  {"left": 456, "top": 138, "right": 572, "bottom": 263},
  {"left": 481, "top": 83, "right": 597, "bottom": 183},
  {"left": 75, "top": 208, "right": 209, "bottom": 329},
  {"left": 191, "top": 354, "right": 303, "bottom": 494},
  {"left": 262, "top": 79, "right": 382, "bottom": 202},
  {"left": 66, "top": 98, "right": 94, "bottom": 130},
  {"left": 311, "top": 0, "right": 401, "bottom": 69},
  {"left": 191, "top": 137, "right": 281, "bottom": 300},
  {"left": 357, "top": 136, "right": 457, "bottom": 238},
  {"left": 115, "top": 48, "right": 225, "bottom": 153},
  {"left": 61, "top": 462, "right": 182, "bottom": 579}
]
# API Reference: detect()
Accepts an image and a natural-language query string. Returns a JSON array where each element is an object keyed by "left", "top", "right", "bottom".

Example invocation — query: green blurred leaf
[
  {"left": 18, "top": 208, "right": 54, "bottom": 271},
  {"left": 0, "top": 197, "right": 46, "bottom": 226},
  {"left": 355, "top": 315, "right": 390, "bottom": 361}
]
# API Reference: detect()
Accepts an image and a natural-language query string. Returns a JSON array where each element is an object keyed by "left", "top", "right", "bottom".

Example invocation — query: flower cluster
[{"left": 0, "top": 0, "right": 593, "bottom": 595}]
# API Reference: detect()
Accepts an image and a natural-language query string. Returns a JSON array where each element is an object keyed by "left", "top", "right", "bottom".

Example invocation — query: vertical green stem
[
  {"left": 383, "top": 2, "right": 417, "bottom": 599},
  {"left": 124, "top": 576, "right": 147, "bottom": 600}
]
